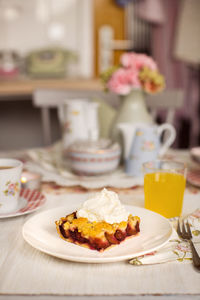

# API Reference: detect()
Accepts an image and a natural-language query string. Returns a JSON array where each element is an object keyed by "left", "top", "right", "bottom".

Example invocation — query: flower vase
[{"left": 111, "top": 89, "right": 153, "bottom": 143}]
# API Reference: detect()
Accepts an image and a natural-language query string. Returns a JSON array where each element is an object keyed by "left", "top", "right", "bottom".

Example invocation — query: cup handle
[{"left": 157, "top": 123, "right": 176, "bottom": 156}]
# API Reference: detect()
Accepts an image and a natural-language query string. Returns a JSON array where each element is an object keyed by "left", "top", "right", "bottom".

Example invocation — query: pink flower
[
  {"left": 101, "top": 52, "right": 164, "bottom": 95},
  {"left": 121, "top": 53, "right": 157, "bottom": 71},
  {"left": 107, "top": 68, "right": 132, "bottom": 95},
  {"left": 126, "top": 68, "right": 141, "bottom": 88},
  {"left": 120, "top": 53, "right": 139, "bottom": 69},
  {"left": 107, "top": 67, "right": 141, "bottom": 95}
]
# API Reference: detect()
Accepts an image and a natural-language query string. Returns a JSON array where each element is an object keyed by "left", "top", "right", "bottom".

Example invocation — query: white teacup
[{"left": 0, "top": 159, "right": 23, "bottom": 214}]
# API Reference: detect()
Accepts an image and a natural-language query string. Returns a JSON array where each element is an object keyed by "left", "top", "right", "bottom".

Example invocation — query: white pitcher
[
  {"left": 59, "top": 99, "right": 99, "bottom": 150},
  {"left": 118, "top": 122, "right": 176, "bottom": 177}
]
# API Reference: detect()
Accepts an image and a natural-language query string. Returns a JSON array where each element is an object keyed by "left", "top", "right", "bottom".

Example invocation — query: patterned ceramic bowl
[{"left": 65, "top": 139, "right": 121, "bottom": 176}]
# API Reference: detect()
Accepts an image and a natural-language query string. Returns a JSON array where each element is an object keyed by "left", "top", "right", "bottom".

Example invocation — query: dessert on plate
[{"left": 55, "top": 188, "right": 140, "bottom": 252}]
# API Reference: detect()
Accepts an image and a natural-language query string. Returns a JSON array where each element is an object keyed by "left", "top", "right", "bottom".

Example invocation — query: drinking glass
[{"left": 143, "top": 160, "right": 187, "bottom": 218}]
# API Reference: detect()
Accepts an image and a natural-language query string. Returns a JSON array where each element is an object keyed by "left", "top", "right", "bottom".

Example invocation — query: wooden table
[{"left": 0, "top": 77, "right": 103, "bottom": 99}]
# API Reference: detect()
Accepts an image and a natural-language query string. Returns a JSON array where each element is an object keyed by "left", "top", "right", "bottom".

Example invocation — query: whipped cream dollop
[{"left": 77, "top": 188, "right": 129, "bottom": 224}]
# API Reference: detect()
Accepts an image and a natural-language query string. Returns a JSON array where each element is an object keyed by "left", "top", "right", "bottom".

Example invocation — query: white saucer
[{"left": 0, "top": 188, "right": 46, "bottom": 219}]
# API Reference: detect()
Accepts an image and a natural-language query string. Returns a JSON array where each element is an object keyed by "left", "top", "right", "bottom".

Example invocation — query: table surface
[
  {"left": 0, "top": 77, "right": 102, "bottom": 97},
  {"left": 0, "top": 148, "right": 200, "bottom": 299}
]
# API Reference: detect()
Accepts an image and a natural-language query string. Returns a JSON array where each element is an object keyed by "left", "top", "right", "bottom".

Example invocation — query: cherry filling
[
  {"left": 136, "top": 221, "right": 140, "bottom": 233},
  {"left": 69, "top": 229, "right": 89, "bottom": 244},
  {"left": 105, "top": 232, "right": 120, "bottom": 244},
  {"left": 89, "top": 237, "right": 110, "bottom": 251},
  {"left": 114, "top": 229, "right": 126, "bottom": 241},
  {"left": 59, "top": 225, "right": 69, "bottom": 239},
  {"left": 59, "top": 220, "right": 140, "bottom": 251}
]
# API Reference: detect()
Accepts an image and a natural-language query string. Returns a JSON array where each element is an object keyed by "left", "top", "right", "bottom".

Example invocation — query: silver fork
[{"left": 177, "top": 219, "right": 200, "bottom": 271}]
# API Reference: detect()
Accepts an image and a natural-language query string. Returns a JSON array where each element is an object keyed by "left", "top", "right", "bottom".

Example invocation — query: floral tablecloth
[
  {"left": 129, "top": 207, "right": 200, "bottom": 265},
  {"left": 1, "top": 142, "right": 200, "bottom": 193}
]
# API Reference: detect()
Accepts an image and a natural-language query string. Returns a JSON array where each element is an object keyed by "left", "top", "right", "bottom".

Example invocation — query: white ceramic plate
[
  {"left": 23, "top": 204, "right": 173, "bottom": 263},
  {"left": 0, "top": 188, "right": 46, "bottom": 219}
]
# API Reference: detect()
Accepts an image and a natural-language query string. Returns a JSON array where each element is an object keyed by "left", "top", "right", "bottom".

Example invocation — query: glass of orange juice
[{"left": 143, "top": 160, "right": 187, "bottom": 218}]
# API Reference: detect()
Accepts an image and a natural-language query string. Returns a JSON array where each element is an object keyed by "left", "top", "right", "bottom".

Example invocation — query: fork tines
[{"left": 177, "top": 219, "right": 191, "bottom": 239}]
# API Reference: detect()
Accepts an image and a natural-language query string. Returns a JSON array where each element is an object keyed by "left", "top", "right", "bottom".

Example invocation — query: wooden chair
[
  {"left": 146, "top": 89, "right": 184, "bottom": 125},
  {"left": 32, "top": 89, "right": 119, "bottom": 145},
  {"left": 146, "top": 89, "right": 184, "bottom": 144},
  {"left": 32, "top": 88, "right": 184, "bottom": 145}
]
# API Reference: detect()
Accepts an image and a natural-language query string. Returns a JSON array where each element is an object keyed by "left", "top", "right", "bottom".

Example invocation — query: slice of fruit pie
[{"left": 55, "top": 188, "right": 140, "bottom": 252}]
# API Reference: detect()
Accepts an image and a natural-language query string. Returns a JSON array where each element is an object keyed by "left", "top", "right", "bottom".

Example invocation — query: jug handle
[{"left": 157, "top": 123, "right": 176, "bottom": 156}]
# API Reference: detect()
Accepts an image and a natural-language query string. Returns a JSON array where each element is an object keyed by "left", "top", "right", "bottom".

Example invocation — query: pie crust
[{"left": 55, "top": 211, "right": 140, "bottom": 252}]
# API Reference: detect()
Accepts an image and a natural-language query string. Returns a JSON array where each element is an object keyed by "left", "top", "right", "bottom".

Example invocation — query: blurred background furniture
[
  {"left": 147, "top": 89, "right": 184, "bottom": 144},
  {"left": 0, "top": 78, "right": 102, "bottom": 98},
  {"left": 174, "top": 0, "right": 200, "bottom": 147},
  {"left": 32, "top": 88, "right": 119, "bottom": 145},
  {"left": 147, "top": 89, "right": 184, "bottom": 124},
  {"left": 0, "top": 79, "right": 103, "bottom": 151},
  {"left": 33, "top": 88, "right": 184, "bottom": 146}
]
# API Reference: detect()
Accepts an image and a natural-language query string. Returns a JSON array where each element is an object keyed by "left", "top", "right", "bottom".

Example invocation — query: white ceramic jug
[
  {"left": 59, "top": 99, "right": 99, "bottom": 150},
  {"left": 118, "top": 122, "right": 176, "bottom": 177},
  {"left": 118, "top": 122, "right": 176, "bottom": 160}
]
